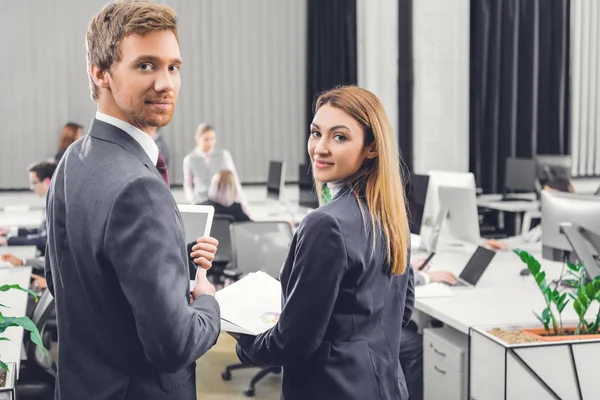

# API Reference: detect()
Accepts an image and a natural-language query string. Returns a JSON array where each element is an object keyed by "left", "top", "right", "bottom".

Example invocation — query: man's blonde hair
[{"left": 86, "top": 0, "right": 179, "bottom": 101}]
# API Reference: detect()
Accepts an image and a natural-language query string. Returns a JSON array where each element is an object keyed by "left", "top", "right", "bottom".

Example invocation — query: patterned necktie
[
  {"left": 321, "top": 184, "right": 332, "bottom": 204},
  {"left": 156, "top": 152, "right": 170, "bottom": 186}
]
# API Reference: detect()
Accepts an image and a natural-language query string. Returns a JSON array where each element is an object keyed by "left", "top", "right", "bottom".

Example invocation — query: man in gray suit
[{"left": 45, "top": 1, "right": 221, "bottom": 399}]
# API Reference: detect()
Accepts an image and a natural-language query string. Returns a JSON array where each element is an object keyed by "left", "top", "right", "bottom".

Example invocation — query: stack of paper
[
  {"left": 215, "top": 271, "right": 282, "bottom": 335},
  {"left": 415, "top": 282, "right": 455, "bottom": 298}
]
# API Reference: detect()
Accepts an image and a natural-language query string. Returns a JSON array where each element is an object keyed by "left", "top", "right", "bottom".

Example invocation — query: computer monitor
[
  {"left": 404, "top": 173, "right": 429, "bottom": 235},
  {"left": 438, "top": 186, "right": 481, "bottom": 244},
  {"left": 298, "top": 163, "right": 319, "bottom": 209},
  {"left": 541, "top": 191, "right": 600, "bottom": 278},
  {"left": 266, "top": 161, "right": 286, "bottom": 201},
  {"left": 419, "top": 171, "right": 476, "bottom": 251},
  {"left": 422, "top": 171, "right": 476, "bottom": 228},
  {"left": 536, "top": 155, "right": 572, "bottom": 184},
  {"left": 504, "top": 157, "right": 537, "bottom": 195}
]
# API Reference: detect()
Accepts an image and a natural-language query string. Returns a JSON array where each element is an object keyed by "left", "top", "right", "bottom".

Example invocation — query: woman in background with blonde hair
[
  {"left": 233, "top": 86, "right": 414, "bottom": 400},
  {"left": 183, "top": 123, "right": 249, "bottom": 213},
  {"left": 202, "top": 170, "right": 251, "bottom": 222},
  {"left": 55, "top": 122, "right": 83, "bottom": 163}
]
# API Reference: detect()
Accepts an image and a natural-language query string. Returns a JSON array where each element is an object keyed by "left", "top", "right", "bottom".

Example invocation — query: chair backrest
[
  {"left": 230, "top": 221, "right": 293, "bottom": 280},
  {"left": 211, "top": 214, "right": 235, "bottom": 265},
  {"left": 25, "top": 289, "right": 56, "bottom": 376}
]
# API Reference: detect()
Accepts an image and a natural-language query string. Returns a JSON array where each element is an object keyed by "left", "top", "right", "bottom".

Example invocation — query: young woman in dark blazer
[{"left": 233, "top": 86, "right": 415, "bottom": 400}]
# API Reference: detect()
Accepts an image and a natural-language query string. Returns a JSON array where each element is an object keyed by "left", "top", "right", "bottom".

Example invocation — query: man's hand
[
  {"left": 191, "top": 267, "right": 216, "bottom": 299},
  {"left": 190, "top": 236, "right": 219, "bottom": 270},
  {"left": 0, "top": 254, "right": 23, "bottom": 266},
  {"left": 0, "top": 237, "right": 7, "bottom": 247},
  {"left": 484, "top": 239, "right": 507, "bottom": 251},
  {"left": 31, "top": 274, "right": 47, "bottom": 291},
  {"left": 426, "top": 271, "right": 458, "bottom": 285},
  {"left": 0, "top": 227, "right": 9, "bottom": 236}
]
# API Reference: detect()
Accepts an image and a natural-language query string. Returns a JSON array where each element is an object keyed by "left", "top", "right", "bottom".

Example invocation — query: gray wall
[{"left": 0, "top": 0, "right": 307, "bottom": 188}]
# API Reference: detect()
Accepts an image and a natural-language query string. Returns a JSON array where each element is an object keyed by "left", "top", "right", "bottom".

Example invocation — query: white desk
[
  {"left": 0, "top": 210, "right": 44, "bottom": 228},
  {"left": 0, "top": 267, "right": 33, "bottom": 374},
  {"left": 477, "top": 193, "right": 539, "bottom": 235},
  {"left": 412, "top": 242, "right": 582, "bottom": 335}
]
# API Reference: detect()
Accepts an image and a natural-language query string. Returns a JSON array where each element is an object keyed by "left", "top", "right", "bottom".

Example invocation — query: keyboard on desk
[{"left": 500, "top": 197, "right": 534, "bottom": 202}]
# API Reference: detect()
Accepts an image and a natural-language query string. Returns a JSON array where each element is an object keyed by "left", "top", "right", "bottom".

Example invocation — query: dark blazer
[
  {"left": 236, "top": 187, "right": 415, "bottom": 400},
  {"left": 6, "top": 214, "right": 47, "bottom": 253},
  {"left": 54, "top": 148, "right": 66, "bottom": 164},
  {"left": 45, "top": 119, "right": 221, "bottom": 400},
  {"left": 200, "top": 200, "right": 250, "bottom": 222}
]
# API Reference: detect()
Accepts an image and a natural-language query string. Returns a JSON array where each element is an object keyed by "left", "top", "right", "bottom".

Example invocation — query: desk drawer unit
[{"left": 423, "top": 327, "right": 468, "bottom": 400}]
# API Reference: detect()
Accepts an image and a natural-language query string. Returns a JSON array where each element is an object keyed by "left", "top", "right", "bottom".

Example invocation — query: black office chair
[
  {"left": 17, "top": 289, "right": 57, "bottom": 400},
  {"left": 220, "top": 221, "right": 293, "bottom": 397}
]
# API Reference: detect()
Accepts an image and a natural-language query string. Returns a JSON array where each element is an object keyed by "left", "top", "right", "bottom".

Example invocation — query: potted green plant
[
  {"left": 0, "top": 284, "right": 47, "bottom": 399},
  {"left": 514, "top": 249, "right": 600, "bottom": 341}
]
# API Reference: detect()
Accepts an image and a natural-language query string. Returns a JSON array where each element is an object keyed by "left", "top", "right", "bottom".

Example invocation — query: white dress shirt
[{"left": 95, "top": 112, "right": 159, "bottom": 165}]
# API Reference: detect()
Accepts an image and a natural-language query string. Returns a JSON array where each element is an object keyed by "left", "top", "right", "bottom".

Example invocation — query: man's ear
[
  {"left": 365, "top": 143, "right": 378, "bottom": 159},
  {"left": 90, "top": 64, "right": 110, "bottom": 90}
]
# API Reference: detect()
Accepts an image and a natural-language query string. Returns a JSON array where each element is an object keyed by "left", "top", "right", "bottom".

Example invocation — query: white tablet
[{"left": 177, "top": 204, "right": 215, "bottom": 243}]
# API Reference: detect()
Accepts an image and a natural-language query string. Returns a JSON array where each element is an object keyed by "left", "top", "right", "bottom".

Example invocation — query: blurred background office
[{"left": 2, "top": 0, "right": 600, "bottom": 399}]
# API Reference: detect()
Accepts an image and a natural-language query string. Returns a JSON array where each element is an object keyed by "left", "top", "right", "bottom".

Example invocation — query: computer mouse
[{"left": 520, "top": 268, "right": 531, "bottom": 276}]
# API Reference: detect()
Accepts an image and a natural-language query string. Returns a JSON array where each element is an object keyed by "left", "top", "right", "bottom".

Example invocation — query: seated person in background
[
  {"left": 400, "top": 258, "right": 458, "bottom": 400},
  {"left": 183, "top": 123, "right": 249, "bottom": 212},
  {"left": 55, "top": 122, "right": 83, "bottom": 163},
  {"left": 0, "top": 161, "right": 57, "bottom": 252},
  {"left": 485, "top": 176, "right": 575, "bottom": 251},
  {"left": 201, "top": 170, "right": 251, "bottom": 222}
]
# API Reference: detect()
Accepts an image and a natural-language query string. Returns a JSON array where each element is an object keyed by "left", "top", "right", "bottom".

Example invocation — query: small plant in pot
[
  {"left": 0, "top": 284, "right": 47, "bottom": 394},
  {"left": 514, "top": 249, "right": 600, "bottom": 341}
]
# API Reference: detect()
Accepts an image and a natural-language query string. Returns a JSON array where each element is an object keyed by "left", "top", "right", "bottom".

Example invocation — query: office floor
[{"left": 195, "top": 332, "right": 281, "bottom": 399}]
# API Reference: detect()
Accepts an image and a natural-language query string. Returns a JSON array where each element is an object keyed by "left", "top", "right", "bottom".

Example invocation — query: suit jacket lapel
[{"left": 88, "top": 118, "right": 164, "bottom": 183}]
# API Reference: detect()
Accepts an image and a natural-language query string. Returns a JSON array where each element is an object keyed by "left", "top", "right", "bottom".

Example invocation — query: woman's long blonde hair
[
  {"left": 208, "top": 170, "right": 237, "bottom": 207},
  {"left": 313, "top": 86, "right": 409, "bottom": 275}
]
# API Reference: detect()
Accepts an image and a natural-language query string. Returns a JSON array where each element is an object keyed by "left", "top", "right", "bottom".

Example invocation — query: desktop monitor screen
[
  {"left": 405, "top": 173, "right": 429, "bottom": 235},
  {"left": 438, "top": 186, "right": 481, "bottom": 244},
  {"left": 422, "top": 171, "right": 476, "bottom": 228},
  {"left": 536, "top": 155, "right": 572, "bottom": 184},
  {"left": 267, "top": 161, "right": 286, "bottom": 201},
  {"left": 505, "top": 158, "right": 537, "bottom": 193},
  {"left": 298, "top": 164, "right": 319, "bottom": 209},
  {"left": 541, "top": 191, "right": 600, "bottom": 263}
]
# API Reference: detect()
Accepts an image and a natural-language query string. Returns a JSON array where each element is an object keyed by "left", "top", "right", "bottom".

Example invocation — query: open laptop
[
  {"left": 177, "top": 204, "right": 215, "bottom": 284},
  {"left": 448, "top": 246, "right": 497, "bottom": 287}
]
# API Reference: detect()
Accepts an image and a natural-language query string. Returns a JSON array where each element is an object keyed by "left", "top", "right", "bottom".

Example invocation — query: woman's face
[
  {"left": 196, "top": 130, "right": 216, "bottom": 152},
  {"left": 308, "top": 104, "right": 373, "bottom": 183},
  {"left": 76, "top": 128, "right": 83, "bottom": 139}
]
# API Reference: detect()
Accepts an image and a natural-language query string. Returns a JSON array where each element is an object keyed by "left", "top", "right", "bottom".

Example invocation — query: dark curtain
[
  {"left": 469, "top": 0, "right": 570, "bottom": 193},
  {"left": 306, "top": 0, "right": 357, "bottom": 162},
  {"left": 398, "top": 0, "right": 414, "bottom": 172}
]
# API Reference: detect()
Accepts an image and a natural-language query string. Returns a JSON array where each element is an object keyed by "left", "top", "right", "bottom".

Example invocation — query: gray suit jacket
[
  {"left": 45, "top": 119, "right": 220, "bottom": 400},
  {"left": 236, "top": 187, "right": 415, "bottom": 400}
]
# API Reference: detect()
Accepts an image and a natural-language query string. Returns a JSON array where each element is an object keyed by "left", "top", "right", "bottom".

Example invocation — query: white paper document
[
  {"left": 415, "top": 282, "right": 455, "bottom": 298},
  {"left": 215, "top": 271, "right": 282, "bottom": 335}
]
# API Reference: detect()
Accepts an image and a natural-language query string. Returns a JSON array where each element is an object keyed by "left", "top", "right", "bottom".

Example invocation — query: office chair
[
  {"left": 221, "top": 221, "right": 293, "bottom": 397},
  {"left": 18, "top": 289, "right": 57, "bottom": 400},
  {"left": 206, "top": 214, "right": 235, "bottom": 287}
]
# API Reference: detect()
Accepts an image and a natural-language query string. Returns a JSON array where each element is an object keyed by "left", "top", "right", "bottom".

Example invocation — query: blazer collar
[{"left": 88, "top": 118, "right": 162, "bottom": 182}]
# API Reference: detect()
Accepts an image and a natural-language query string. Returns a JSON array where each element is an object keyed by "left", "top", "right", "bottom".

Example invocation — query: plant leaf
[
  {"left": 0, "top": 284, "right": 38, "bottom": 301},
  {"left": 579, "top": 292, "right": 590, "bottom": 309},
  {"left": 586, "top": 282, "right": 596, "bottom": 300},
  {"left": 0, "top": 360, "right": 8, "bottom": 371},
  {"left": 567, "top": 262, "right": 580, "bottom": 273},
  {"left": 558, "top": 299, "right": 570, "bottom": 313},
  {"left": 536, "top": 271, "right": 547, "bottom": 287},
  {"left": 544, "top": 287, "right": 553, "bottom": 304},
  {"left": 0, "top": 317, "right": 47, "bottom": 354},
  {"left": 534, "top": 312, "right": 550, "bottom": 332},
  {"left": 574, "top": 298, "right": 584, "bottom": 317}
]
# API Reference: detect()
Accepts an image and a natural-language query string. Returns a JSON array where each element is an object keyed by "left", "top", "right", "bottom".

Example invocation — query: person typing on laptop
[{"left": 485, "top": 176, "right": 575, "bottom": 251}]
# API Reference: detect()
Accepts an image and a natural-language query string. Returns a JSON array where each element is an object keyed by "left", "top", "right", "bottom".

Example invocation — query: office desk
[
  {"left": 0, "top": 210, "right": 44, "bottom": 228},
  {"left": 411, "top": 243, "right": 572, "bottom": 335},
  {"left": 477, "top": 194, "right": 539, "bottom": 235},
  {"left": 0, "top": 267, "right": 33, "bottom": 375}
]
